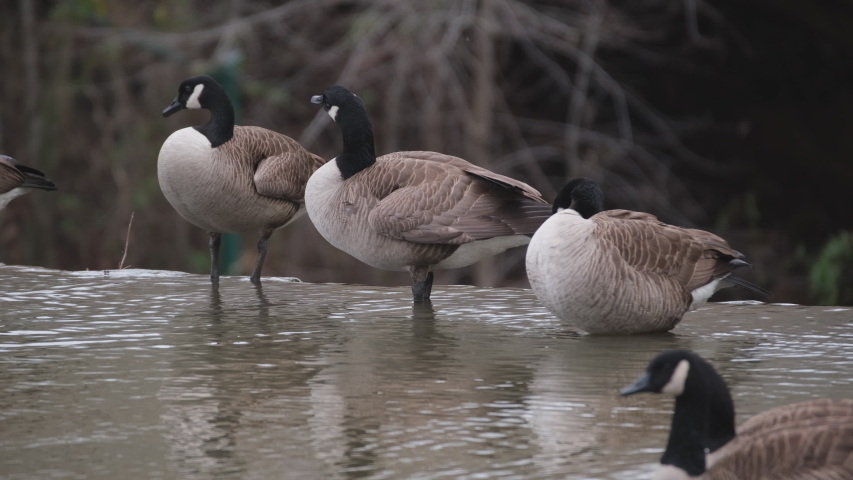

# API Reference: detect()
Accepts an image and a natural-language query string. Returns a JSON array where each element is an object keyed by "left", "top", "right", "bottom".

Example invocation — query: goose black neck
[
  {"left": 554, "top": 178, "right": 605, "bottom": 217},
  {"left": 193, "top": 87, "right": 235, "bottom": 148},
  {"left": 702, "top": 360, "right": 736, "bottom": 452},
  {"left": 336, "top": 108, "right": 377, "bottom": 180},
  {"left": 660, "top": 391, "right": 709, "bottom": 476}
]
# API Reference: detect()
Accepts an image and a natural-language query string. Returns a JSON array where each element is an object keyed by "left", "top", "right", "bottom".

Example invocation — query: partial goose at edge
[
  {"left": 621, "top": 349, "right": 853, "bottom": 479},
  {"left": 0, "top": 154, "right": 57, "bottom": 211}
]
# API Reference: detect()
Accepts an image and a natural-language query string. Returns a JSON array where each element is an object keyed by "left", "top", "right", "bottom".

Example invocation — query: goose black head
[
  {"left": 553, "top": 177, "right": 605, "bottom": 218},
  {"left": 621, "top": 349, "right": 700, "bottom": 397},
  {"left": 163, "top": 76, "right": 235, "bottom": 148},
  {"left": 311, "top": 85, "right": 369, "bottom": 124},
  {"left": 311, "top": 85, "right": 376, "bottom": 179},
  {"left": 163, "top": 75, "right": 228, "bottom": 117},
  {"left": 622, "top": 350, "right": 737, "bottom": 476}
]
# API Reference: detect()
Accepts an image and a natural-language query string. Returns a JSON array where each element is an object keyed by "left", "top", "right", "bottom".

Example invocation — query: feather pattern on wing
[
  {"left": 217, "top": 126, "right": 326, "bottom": 202},
  {"left": 594, "top": 210, "right": 749, "bottom": 292},
  {"left": 365, "top": 151, "right": 551, "bottom": 244},
  {"left": 706, "top": 399, "right": 853, "bottom": 480}
]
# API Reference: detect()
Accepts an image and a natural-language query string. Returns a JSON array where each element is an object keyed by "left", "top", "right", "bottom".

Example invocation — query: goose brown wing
[
  {"left": 397, "top": 151, "right": 547, "bottom": 203},
  {"left": 254, "top": 151, "right": 325, "bottom": 201},
  {"left": 709, "top": 415, "right": 853, "bottom": 480},
  {"left": 592, "top": 210, "right": 703, "bottom": 286},
  {"left": 0, "top": 156, "right": 26, "bottom": 194},
  {"left": 227, "top": 126, "right": 326, "bottom": 202},
  {"left": 737, "top": 399, "right": 853, "bottom": 439},
  {"left": 684, "top": 228, "right": 749, "bottom": 291},
  {"left": 367, "top": 153, "right": 551, "bottom": 245}
]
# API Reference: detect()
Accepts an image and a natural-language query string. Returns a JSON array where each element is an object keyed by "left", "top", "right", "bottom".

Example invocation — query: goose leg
[
  {"left": 410, "top": 266, "right": 434, "bottom": 303},
  {"left": 209, "top": 232, "right": 222, "bottom": 284},
  {"left": 250, "top": 227, "right": 274, "bottom": 285}
]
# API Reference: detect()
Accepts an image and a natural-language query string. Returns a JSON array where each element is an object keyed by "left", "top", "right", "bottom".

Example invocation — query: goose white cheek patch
[
  {"left": 328, "top": 105, "right": 339, "bottom": 121},
  {"left": 187, "top": 84, "right": 204, "bottom": 109},
  {"left": 662, "top": 360, "right": 690, "bottom": 395}
]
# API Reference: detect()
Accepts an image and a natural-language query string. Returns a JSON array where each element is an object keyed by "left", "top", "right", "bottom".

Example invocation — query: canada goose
[
  {"left": 307, "top": 85, "right": 552, "bottom": 302},
  {"left": 0, "top": 155, "right": 57, "bottom": 211},
  {"left": 621, "top": 349, "right": 853, "bottom": 479},
  {"left": 160, "top": 75, "right": 325, "bottom": 284},
  {"left": 525, "top": 178, "right": 768, "bottom": 334}
]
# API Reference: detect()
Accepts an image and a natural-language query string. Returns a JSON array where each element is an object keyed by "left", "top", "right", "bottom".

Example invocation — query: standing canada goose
[
  {"left": 0, "top": 155, "right": 57, "bottom": 211},
  {"left": 621, "top": 349, "right": 853, "bottom": 479},
  {"left": 160, "top": 75, "right": 325, "bottom": 284},
  {"left": 525, "top": 178, "right": 768, "bottom": 334},
  {"left": 307, "top": 85, "right": 552, "bottom": 302}
]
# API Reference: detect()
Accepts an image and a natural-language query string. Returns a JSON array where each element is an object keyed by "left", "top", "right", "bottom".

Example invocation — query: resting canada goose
[
  {"left": 621, "top": 349, "right": 853, "bottom": 479},
  {"left": 160, "top": 75, "right": 325, "bottom": 284},
  {"left": 0, "top": 155, "right": 57, "bottom": 211},
  {"left": 525, "top": 178, "right": 768, "bottom": 334},
  {"left": 307, "top": 85, "right": 552, "bottom": 302}
]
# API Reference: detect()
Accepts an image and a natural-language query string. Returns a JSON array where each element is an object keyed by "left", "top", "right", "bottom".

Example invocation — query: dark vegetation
[{"left": 1, "top": 0, "right": 851, "bottom": 304}]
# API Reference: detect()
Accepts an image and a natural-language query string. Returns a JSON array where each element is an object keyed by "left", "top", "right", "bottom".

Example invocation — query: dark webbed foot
[
  {"left": 411, "top": 271, "right": 435, "bottom": 303},
  {"left": 250, "top": 227, "right": 274, "bottom": 285},
  {"left": 209, "top": 232, "right": 222, "bottom": 284}
]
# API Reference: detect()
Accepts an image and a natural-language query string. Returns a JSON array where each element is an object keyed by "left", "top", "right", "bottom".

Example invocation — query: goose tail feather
[{"left": 726, "top": 275, "right": 770, "bottom": 297}]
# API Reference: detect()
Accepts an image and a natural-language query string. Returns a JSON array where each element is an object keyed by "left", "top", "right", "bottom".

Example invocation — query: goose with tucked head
[
  {"left": 306, "top": 85, "right": 552, "bottom": 302},
  {"left": 525, "top": 178, "right": 768, "bottom": 334},
  {"left": 622, "top": 350, "right": 853, "bottom": 479},
  {"left": 0, "top": 155, "right": 57, "bottom": 211},
  {"left": 159, "top": 75, "right": 325, "bottom": 284}
]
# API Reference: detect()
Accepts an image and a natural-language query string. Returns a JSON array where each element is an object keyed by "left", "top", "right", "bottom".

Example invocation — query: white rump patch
[
  {"left": 689, "top": 277, "right": 726, "bottom": 310},
  {"left": 654, "top": 464, "right": 692, "bottom": 480},
  {"left": 187, "top": 84, "right": 204, "bottom": 109},
  {"left": 435, "top": 235, "right": 531, "bottom": 270},
  {"left": 0, "top": 187, "right": 30, "bottom": 210},
  {"left": 661, "top": 359, "right": 690, "bottom": 396},
  {"left": 328, "top": 105, "right": 339, "bottom": 121}
]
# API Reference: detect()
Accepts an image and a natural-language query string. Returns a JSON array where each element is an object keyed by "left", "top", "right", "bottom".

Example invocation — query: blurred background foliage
[{"left": 1, "top": 0, "right": 852, "bottom": 304}]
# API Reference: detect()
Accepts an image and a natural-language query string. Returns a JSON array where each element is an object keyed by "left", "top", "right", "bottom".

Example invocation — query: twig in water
[{"left": 118, "top": 212, "right": 134, "bottom": 270}]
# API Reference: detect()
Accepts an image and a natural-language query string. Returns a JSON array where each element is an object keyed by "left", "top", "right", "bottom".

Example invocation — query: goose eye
[{"left": 184, "top": 85, "right": 192, "bottom": 93}]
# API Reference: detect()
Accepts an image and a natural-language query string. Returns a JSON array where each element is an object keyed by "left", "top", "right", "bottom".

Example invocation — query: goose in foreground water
[
  {"left": 0, "top": 155, "right": 57, "bottom": 211},
  {"left": 307, "top": 85, "right": 552, "bottom": 302},
  {"left": 160, "top": 75, "right": 325, "bottom": 284},
  {"left": 621, "top": 350, "right": 853, "bottom": 479},
  {"left": 525, "top": 178, "right": 768, "bottom": 334}
]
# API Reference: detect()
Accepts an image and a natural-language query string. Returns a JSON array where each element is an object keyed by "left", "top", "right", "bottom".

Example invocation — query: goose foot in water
[
  {"left": 411, "top": 268, "right": 434, "bottom": 303},
  {"left": 209, "top": 232, "right": 222, "bottom": 284},
  {"left": 250, "top": 227, "right": 274, "bottom": 285}
]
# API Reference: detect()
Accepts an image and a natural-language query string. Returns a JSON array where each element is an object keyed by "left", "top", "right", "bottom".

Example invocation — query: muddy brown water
[{"left": 0, "top": 264, "right": 851, "bottom": 479}]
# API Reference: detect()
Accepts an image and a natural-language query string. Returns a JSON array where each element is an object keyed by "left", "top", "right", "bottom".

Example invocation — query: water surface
[{"left": 1, "top": 265, "right": 851, "bottom": 479}]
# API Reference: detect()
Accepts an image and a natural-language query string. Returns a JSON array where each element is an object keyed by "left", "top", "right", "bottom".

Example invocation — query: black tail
[
  {"left": 15, "top": 164, "right": 48, "bottom": 177},
  {"left": 21, "top": 174, "right": 57, "bottom": 191},
  {"left": 726, "top": 275, "right": 770, "bottom": 297}
]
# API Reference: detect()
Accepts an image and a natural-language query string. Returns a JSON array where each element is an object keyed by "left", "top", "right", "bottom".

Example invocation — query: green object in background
[
  {"left": 210, "top": 54, "right": 243, "bottom": 275},
  {"left": 220, "top": 233, "right": 241, "bottom": 275},
  {"left": 809, "top": 230, "right": 853, "bottom": 305}
]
